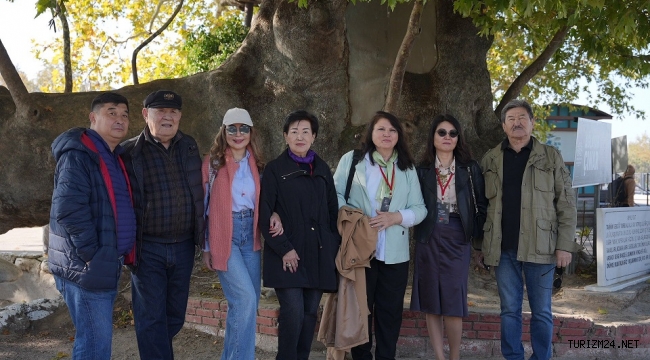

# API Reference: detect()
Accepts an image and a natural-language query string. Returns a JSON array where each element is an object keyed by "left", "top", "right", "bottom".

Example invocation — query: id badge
[
  {"left": 380, "top": 197, "right": 392, "bottom": 212},
  {"left": 436, "top": 201, "right": 450, "bottom": 224}
]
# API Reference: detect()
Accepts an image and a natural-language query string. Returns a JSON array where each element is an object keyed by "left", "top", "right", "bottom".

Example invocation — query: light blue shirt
[{"left": 232, "top": 150, "right": 256, "bottom": 212}]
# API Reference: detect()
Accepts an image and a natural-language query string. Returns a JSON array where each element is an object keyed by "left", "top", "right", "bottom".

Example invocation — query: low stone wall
[
  {"left": 0, "top": 252, "right": 61, "bottom": 332},
  {"left": 185, "top": 297, "right": 650, "bottom": 358}
]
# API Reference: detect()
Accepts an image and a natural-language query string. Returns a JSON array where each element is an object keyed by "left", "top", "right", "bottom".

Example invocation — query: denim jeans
[
  {"left": 275, "top": 287, "right": 324, "bottom": 360},
  {"left": 54, "top": 275, "right": 117, "bottom": 360},
  {"left": 495, "top": 249, "right": 555, "bottom": 360},
  {"left": 131, "top": 239, "right": 195, "bottom": 360},
  {"left": 216, "top": 211, "right": 261, "bottom": 360}
]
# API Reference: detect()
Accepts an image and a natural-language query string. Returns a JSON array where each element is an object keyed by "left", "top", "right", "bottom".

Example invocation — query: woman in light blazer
[{"left": 333, "top": 111, "right": 427, "bottom": 360}]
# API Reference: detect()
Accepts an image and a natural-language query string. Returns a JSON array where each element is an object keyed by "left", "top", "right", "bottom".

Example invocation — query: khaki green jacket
[{"left": 477, "top": 137, "right": 580, "bottom": 266}]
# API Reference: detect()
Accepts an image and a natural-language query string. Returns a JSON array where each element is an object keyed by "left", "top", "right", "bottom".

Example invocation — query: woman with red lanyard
[
  {"left": 333, "top": 111, "right": 427, "bottom": 360},
  {"left": 410, "top": 114, "right": 487, "bottom": 360}
]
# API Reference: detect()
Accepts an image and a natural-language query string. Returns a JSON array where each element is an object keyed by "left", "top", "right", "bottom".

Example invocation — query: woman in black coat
[
  {"left": 259, "top": 110, "right": 339, "bottom": 360},
  {"left": 410, "top": 114, "right": 487, "bottom": 360}
]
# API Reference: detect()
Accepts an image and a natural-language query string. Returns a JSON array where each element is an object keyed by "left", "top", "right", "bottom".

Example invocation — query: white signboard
[
  {"left": 596, "top": 207, "right": 650, "bottom": 287},
  {"left": 572, "top": 118, "right": 612, "bottom": 187},
  {"left": 546, "top": 131, "right": 578, "bottom": 162},
  {"left": 611, "top": 136, "right": 628, "bottom": 174}
]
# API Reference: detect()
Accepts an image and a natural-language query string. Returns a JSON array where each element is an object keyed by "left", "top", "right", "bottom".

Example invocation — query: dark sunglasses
[
  {"left": 436, "top": 129, "right": 459, "bottom": 138},
  {"left": 225, "top": 124, "right": 251, "bottom": 136}
]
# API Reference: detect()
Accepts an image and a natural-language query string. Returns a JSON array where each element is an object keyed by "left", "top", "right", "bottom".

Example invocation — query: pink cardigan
[{"left": 202, "top": 148, "right": 261, "bottom": 271}]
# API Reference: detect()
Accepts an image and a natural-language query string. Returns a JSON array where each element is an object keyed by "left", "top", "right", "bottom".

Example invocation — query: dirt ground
[{"left": 1, "top": 253, "right": 649, "bottom": 359}]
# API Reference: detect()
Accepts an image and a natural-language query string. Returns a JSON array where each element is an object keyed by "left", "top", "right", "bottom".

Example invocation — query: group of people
[
  {"left": 49, "top": 90, "right": 204, "bottom": 360},
  {"left": 49, "top": 90, "right": 578, "bottom": 360}
]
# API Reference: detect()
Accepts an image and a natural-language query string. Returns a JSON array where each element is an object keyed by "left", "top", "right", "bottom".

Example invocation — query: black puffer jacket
[
  {"left": 414, "top": 159, "right": 487, "bottom": 245},
  {"left": 259, "top": 150, "right": 340, "bottom": 291},
  {"left": 48, "top": 128, "right": 132, "bottom": 290}
]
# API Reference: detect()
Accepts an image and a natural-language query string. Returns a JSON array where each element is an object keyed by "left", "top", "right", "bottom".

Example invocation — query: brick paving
[{"left": 185, "top": 297, "right": 650, "bottom": 359}]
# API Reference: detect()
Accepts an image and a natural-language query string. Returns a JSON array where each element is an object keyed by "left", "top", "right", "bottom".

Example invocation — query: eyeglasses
[
  {"left": 436, "top": 129, "right": 459, "bottom": 138},
  {"left": 225, "top": 124, "right": 251, "bottom": 136}
]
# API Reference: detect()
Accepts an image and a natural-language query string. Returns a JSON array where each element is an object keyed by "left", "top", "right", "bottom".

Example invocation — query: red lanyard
[
  {"left": 379, "top": 165, "right": 395, "bottom": 197},
  {"left": 435, "top": 169, "right": 454, "bottom": 201}
]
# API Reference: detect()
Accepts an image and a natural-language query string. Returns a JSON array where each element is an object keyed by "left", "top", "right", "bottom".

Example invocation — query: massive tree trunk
[{"left": 0, "top": 0, "right": 499, "bottom": 234}]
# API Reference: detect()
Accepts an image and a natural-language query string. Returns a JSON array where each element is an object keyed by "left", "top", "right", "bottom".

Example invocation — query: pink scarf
[{"left": 202, "top": 147, "right": 261, "bottom": 271}]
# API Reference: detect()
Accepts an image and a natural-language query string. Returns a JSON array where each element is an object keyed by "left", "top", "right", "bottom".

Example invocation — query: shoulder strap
[
  {"left": 466, "top": 165, "right": 478, "bottom": 214},
  {"left": 344, "top": 149, "right": 362, "bottom": 202},
  {"left": 208, "top": 166, "right": 218, "bottom": 193}
]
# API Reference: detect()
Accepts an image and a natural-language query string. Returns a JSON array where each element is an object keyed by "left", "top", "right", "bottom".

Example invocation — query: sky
[{"left": 1, "top": 1, "right": 649, "bottom": 142}]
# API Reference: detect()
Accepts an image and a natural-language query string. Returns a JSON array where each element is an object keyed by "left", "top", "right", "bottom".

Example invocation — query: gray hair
[{"left": 500, "top": 99, "right": 534, "bottom": 123}]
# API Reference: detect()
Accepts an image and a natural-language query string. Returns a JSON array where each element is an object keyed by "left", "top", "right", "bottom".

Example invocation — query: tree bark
[
  {"left": 132, "top": 0, "right": 185, "bottom": 85},
  {"left": 0, "top": 0, "right": 498, "bottom": 235},
  {"left": 384, "top": 0, "right": 423, "bottom": 114},
  {"left": 495, "top": 24, "right": 570, "bottom": 118},
  {"left": 0, "top": 39, "right": 30, "bottom": 114},
  {"left": 56, "top": 1, "right": 73, "bottom": 93}
]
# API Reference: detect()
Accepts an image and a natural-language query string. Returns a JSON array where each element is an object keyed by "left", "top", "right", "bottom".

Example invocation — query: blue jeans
[
  {"left": 275, "top": 287, "right": 323, "bottom": 360},
  {"left": 495, "top": 249, "right": 555, "bottom": 360},
  {"left": 131, "top": 239, "right": 195, "bottom": 360},
  {"left": 217, "top": 211, "right": 261, "bottom": 360},
  {"left": 54, "top": 275, "right": 117, "bottom": 360}
]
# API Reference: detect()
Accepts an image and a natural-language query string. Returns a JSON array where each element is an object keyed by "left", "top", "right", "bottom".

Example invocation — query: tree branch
[
  {"left": 55, "top": 1, "right": 73, "bottom": 92},
  {"left": 132, "top": 0, "right": 185, "bottom": 85},
  {"left": 384, "top": 0, "right": 424, "bottom": 114},
  {"left": 0, "top": 38, "right": 30, "bottom": 112},
  {"left": 495, "top": 23, "right": 570, "bottom": 118},
  {"left": 84, "top": 33, "right": 145, "bottom": 86},
  {"left": 245, "top": 2, "right": 254, "bottom": 28}
]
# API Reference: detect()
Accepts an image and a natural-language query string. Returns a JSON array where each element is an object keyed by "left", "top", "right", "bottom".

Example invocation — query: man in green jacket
[{"left": 475, "top": 99, "right": 580, "bottom": 360}]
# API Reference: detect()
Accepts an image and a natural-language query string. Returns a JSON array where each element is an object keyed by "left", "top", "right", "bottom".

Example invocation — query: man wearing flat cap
[{"left": 121, "top": 90, "right": 204, "bottom": 360}]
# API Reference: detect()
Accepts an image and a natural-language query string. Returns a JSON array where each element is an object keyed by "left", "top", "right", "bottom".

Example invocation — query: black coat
[
  {"left": 260, "top": 150, "right": 340, "bottom": 291},
  {"left": 121, "top": 129, "right": 205, "bottom": 249},
  {"left": 414, "top": 159, "right": 488, "bottom": 246}
]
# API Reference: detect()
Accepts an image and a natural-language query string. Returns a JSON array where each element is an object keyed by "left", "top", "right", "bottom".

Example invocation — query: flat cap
[{"left": 143, "top": 90, "right": 182, "bottom": 109}]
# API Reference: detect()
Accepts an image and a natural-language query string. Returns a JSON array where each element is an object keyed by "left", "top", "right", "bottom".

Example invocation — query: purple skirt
[{"left": 410, "top": 214, "right": 470, "bottom": 317}]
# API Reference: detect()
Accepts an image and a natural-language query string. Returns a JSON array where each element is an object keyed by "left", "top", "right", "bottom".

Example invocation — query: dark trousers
[
  {"left": 351, "top": 258, "right": 409, "bottom": 360},
  {"left": 131, "top": 240, "right": 195, "bottom": 360},
  {"left": 275, "top": 287, "right": 324, "bottom": 360}
]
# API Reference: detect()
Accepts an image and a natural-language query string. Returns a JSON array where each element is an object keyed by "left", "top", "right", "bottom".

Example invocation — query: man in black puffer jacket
[{"left": 49, "top": 92, "right": 136, "bottom": 360}]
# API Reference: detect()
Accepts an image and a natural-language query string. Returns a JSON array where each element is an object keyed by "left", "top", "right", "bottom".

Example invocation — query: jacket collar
[
  {"left": 500, "top": 137, "right": 534, "bottom": 151},
  {"left": 276, "top": 149, "right": 329, "bottom": 178}
]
